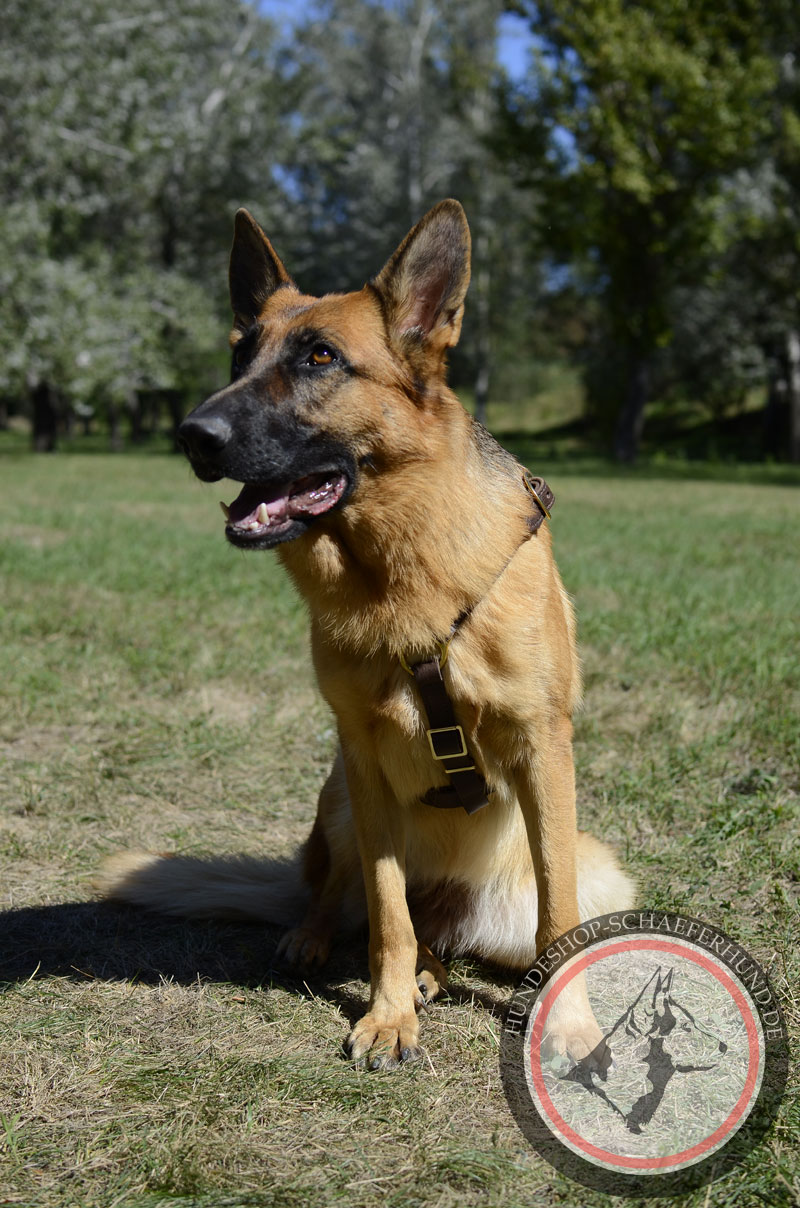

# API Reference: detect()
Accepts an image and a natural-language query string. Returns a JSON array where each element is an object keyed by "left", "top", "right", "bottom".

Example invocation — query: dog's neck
[{"left": 278, "top": 408, "right": 535, "bottom": 659}]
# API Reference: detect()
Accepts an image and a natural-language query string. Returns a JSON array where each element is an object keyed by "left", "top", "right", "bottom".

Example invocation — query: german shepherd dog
[{"left": 100, "top": 201, "right": 634, "bottom": 1069}]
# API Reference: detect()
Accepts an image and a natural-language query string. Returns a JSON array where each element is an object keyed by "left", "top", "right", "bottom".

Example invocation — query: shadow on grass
[
  {"left": 0, "top": 899, "right": 353, "bottom": 1000},
  {"left": 0, "top": 901, "right": 510, "bottom": 1027}
]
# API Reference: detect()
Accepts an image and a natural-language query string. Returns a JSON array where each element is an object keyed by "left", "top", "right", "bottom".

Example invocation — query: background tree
[
  {"left": 507, "top": 0, "right": 784, "bottom": 459},
  {"left": 3, "top": 0, "right": 799, "bottom": 461},
  {"left": 0, "top": 0, "right": 286, "bottom": 448},
  {"left": 273, "top": 0, "right": 540, "bottom": 423},
  {"left": 736, "top": 42, "right": 800, "bottom": 461}
]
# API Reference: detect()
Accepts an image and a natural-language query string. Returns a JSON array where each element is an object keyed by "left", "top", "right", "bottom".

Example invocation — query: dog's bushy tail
[
  {"left": 576, "top": 831, "right": 636, "bottom": 922},
  {"left": 95, "top": 850, "right": 309, "bottom": 926}
]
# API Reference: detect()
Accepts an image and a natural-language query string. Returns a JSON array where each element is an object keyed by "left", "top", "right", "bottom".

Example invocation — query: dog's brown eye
[
  {"left": 310, "top": 346, "right": 335, "bottom": 366},
  {"left": 231, "top": 341, "right": 250, "bottom": 375}
]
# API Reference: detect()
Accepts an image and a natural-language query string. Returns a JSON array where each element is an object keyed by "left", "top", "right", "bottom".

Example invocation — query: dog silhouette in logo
[{"left": 561, "top": 967, "right": 728, "bottom": 1134}]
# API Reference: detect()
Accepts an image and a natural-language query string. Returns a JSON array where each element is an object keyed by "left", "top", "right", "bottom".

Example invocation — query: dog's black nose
[{"left": 178, "top": 413, "right": 232, "bottom": 459}]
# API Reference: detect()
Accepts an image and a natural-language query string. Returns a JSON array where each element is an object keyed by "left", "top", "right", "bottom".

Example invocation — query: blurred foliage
[
  {"left": 1, "top": 0, "right": 799, "bottom": 459},
  {"left": 0, "top": 0, "right": 286, "bottom": 439},
  {"left": 507, "top": 0, "right": 800, "bottom": 459}
]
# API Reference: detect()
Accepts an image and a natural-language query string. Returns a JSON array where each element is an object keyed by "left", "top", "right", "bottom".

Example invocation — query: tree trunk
[
  {"left": 473, "top": 211, "right": 491, "bottom": 428},
  {"left": 465, "top": 78, "right": 494, "bottom": 429},
  {"left": 787, "top": 329, "right": 800, "bottom": 464},
  {"left": 164, "top": 389, "right": 186, "bottom": 450},
  {"left": 762, "top": 338, "right": 787, "bottom": 458},
  {"left": 127, "top": 389, "right": 146, "bottom": 443},
  {"left": 404, "top": 1, "right": 434, "bottom": 222},
  {"left": 147, "top": 393, "right": 161, "bottom": 438},
  {"left": 108, "top": 402, "right": 124, "bottom": 451},
  {"left": 31, "top": 382, "right": 58, "bottom": 452},
  {"left": 614, "top": 355, "right": 650, "bottom": 463}
]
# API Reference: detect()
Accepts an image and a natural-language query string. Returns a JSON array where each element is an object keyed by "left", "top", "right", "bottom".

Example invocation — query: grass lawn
[{"left": 0, "top": 446, "right": 798, "bottom": 1207}]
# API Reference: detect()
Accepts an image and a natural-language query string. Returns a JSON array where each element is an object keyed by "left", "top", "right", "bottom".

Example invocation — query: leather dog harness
[{"left": 402, "top": 472, "right": 555, "bottom": 815}]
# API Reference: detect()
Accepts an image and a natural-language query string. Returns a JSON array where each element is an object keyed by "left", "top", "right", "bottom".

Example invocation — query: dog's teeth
[
  {"left": 256, "top": 503, "right": 269, "bottom": 525},
  {"left": 219, "top": 501, "right": 230, "bottom": 521},
  {"left": 247, "top": 520, "right": 260, "bottom": 531}
]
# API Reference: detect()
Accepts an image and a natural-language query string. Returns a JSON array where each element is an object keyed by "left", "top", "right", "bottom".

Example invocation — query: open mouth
[{"left": 221, "top": 470, "right": 348, "bottom": 545}]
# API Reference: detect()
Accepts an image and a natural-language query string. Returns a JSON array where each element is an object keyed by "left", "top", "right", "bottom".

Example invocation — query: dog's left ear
[
  {"left": 373, "top": 199, "right": 471, "bottom": 350},
  {"left": 229, "top": 209, "right": 295, "bottom": 332}
]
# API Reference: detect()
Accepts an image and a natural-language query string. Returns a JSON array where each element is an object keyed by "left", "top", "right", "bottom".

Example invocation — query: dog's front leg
[
  {"left": 514, "top": 717, "right": 607, "bottom": 1066},
  {"left": 340, "top": 743, "right": 425, "bottom": 1070}
]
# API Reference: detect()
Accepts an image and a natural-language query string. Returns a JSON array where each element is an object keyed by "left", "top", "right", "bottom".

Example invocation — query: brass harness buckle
[{"left": 427, "top": 724, "right": 468, "bottom": 761}]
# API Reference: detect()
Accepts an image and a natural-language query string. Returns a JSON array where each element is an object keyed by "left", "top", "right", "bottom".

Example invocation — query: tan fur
[{"left": 99, "top": 200, "right": 635, "bottom": 1069}]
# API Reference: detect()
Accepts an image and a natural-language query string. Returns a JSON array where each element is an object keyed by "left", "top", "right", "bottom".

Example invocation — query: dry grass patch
[{"left": 0, "top": 452, "right": 798, "bottom": 1207}]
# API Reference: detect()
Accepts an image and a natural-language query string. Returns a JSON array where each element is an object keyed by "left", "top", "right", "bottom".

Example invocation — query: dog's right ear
[{"left": 229, "top": 209, "right": 295, "bottom": 332}]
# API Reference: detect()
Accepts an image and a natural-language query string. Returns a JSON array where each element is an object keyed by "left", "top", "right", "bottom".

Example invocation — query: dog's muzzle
[{"left": 177, "top": 392, "right": 356, "bottom": 550}]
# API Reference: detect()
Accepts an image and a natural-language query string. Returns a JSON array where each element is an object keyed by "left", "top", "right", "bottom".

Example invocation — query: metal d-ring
[
  {"left": 522, "top": 471, "right": 552, "bottom": 518},
  {"left": 399, "top": 639, "right": 451, "bottom": 675}
]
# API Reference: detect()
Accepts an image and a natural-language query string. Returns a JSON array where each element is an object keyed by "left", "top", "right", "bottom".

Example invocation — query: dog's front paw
[
  {"left": 275, "top": 926, "right": 330, "bottom": 968},
  {"left": 542, "top": 1015, "right": 608, "bottom": 1069},
  {"left": 345, "top": 1003, "right": 424, "bottom": 1071},
  {"left": 541, "top": 993, "right": 610, "bottom": 1071}
]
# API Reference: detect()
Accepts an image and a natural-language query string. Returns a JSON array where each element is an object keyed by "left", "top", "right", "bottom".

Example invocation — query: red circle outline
[{"left": 528, "top": 938, "right": 761, "bottom": 1172}]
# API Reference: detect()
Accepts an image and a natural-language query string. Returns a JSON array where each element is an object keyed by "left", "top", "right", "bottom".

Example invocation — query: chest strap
[
  {"left": 410, "top": 656, "right": 491, "bottom": 814},
  {"left": 405, "top": 469, "right": 554, "bottom": 815}
]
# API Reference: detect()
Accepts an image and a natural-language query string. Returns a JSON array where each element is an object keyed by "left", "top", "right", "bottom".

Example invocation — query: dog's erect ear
[
  {"left": 229, "top": 209, "right": 295, "bottom": 331},
  {"left": 373, "top": 199, "right": 471, "bottom": 350}
]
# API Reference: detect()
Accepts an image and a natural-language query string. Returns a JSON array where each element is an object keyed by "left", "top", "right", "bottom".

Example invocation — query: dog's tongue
[{"left": 224, "top": 473, "right": 347, "bottom": 532}]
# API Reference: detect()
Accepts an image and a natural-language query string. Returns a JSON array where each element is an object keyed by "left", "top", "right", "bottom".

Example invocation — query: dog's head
[{"left": 178, "top": 200, "right": 471, "bottom": 549}]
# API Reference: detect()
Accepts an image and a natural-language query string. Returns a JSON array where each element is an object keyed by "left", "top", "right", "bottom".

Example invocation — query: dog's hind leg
[
  {"left": 415, "top": 941, "right": 447, "bottom": 1003},
  {"left": 273, "top": 818, "right": 341, "bottom": 967},
  {"left": 275, "top": 751, "right": 363, "bottom": 968}
]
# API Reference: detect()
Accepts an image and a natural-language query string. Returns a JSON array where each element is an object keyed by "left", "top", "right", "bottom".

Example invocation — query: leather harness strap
[
  {"left": 412, "top": 645, "right": 490, "bottom": 815},
  {"left": 405, "top": 470, "right": 555, "bottom": 815}
]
